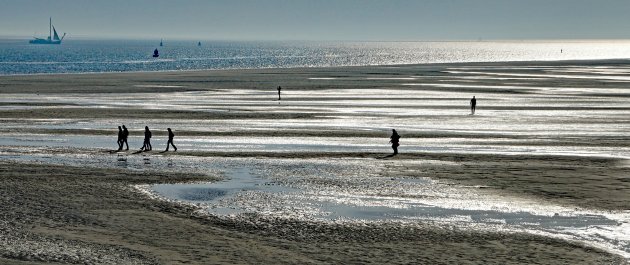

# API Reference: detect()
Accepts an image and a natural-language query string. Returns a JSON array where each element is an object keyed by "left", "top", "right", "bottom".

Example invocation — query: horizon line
[{"left": 3, "top": 35, "right": 630, "bottom": 43}]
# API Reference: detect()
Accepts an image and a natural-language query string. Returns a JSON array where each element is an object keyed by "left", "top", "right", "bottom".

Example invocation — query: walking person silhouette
[
  {"left": 389, "top": 129, "right": 400, "bottom": 155},
  {"left": 470, "top": 96, "right": 477, "bottom": 115},
  {"left": 121, "top": 125, "right": 129, "bottom": 151},
  {"left": 165, "top": 128, "right": 177, "bottom": 152},
  {"left": 116, "top": 126, "right": 123, "bottom": 151},
  {"left": 277, "top": 86, "right": 282, "bottom": 100},
  {"left": 140, "top": 126, "right": 152, "bottom": 151}
]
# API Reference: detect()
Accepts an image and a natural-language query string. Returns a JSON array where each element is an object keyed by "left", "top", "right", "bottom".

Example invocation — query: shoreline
[{"left": 2, "top": 57, "right": 630, "bottom": 78}]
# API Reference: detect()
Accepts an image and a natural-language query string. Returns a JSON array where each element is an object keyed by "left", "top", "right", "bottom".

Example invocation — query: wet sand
[
  {"left": 1, "top": 60, "right": 630, "bottom": 264},
  {"left": 0, "top": 161, "right": 623, "bottom": 264}
]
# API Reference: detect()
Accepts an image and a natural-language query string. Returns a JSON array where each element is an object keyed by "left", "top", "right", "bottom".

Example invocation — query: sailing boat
[
  {"left": 198, "top": 41, "right": 201, "bottom": 46},
  {"left": 160, "top": 39, "right": 163, "bottom": 47},
  {"left": 30, "top": 17, "right": 66, "bottom": 44}
]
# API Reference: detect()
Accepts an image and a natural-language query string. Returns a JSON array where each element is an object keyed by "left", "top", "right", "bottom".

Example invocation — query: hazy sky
[{"left": 1, "top": 0, "right": 629, "bottom": 41}]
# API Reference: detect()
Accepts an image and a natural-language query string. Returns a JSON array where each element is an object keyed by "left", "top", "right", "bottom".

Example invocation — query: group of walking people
[
  {"left": 116, "top": 125, "right": 130, "bottom": 151},
  {"left": 116, "top": 95, "right": 477, "bottom": 156},
  {"left": 116, "top": 125, "right": 177, "bottom": 152}
]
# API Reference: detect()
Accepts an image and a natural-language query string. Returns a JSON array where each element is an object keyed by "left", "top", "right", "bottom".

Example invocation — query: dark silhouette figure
[
  {"left": 470, "top": 96, "right": 477, "bottom": 115},
  {"left": 116, "top": 126, "right": 123, "bottom": 151},
  {"left": 277, "top": 86, "right": 282, "bottom": 100},
  {"left": 121, "top": 125, "right": 129, "bottom": 151},
  {"left": 141, "top": 126, "right": 152, "bottom": 151},
  {"left": 153, "top": 49, "right": 159, "bottom": 58},
  {"left": 165, "top": 128, "right": 177, "bottom": 152},
  {"left": 389, "top": 129, "right": 400, "bottom": 155}
]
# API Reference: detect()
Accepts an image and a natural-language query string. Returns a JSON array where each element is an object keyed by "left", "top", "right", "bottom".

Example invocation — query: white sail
[{"left": 53, "top": 26, "right": 60, "bottom": 41}]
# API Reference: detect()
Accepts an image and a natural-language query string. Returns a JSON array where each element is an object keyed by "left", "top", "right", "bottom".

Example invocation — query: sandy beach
[{"left": 1, "top": 60, "right": 630, "bottom": 264}]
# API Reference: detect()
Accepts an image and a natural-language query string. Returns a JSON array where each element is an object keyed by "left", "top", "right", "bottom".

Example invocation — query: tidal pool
[{"left": 144, "top": 158, "right": 630, "bottom": 259}]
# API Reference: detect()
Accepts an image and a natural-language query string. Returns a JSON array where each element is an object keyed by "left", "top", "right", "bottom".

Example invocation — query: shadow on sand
[
  {"left": 376, "top": 154, "right": 397, "bottom": 159},
  {"left": 106, "top": 149, "right": 127, "bottom": 154}
]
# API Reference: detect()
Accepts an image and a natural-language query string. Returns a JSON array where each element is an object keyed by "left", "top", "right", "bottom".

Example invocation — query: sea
[{"left": 1, "top": 39, "right": 630, "bottom": 75}]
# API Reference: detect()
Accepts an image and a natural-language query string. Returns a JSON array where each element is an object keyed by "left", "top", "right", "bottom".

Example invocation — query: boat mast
[{"left": 49, "top": 17, "right": 52, "bottom": 39}]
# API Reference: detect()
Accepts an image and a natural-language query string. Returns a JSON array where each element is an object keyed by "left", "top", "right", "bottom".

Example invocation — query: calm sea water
[{"left": 1, "top": 39, "right": 630, "bottom": 75}]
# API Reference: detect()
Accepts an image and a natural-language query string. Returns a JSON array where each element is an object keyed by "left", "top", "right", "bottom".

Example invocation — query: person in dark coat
[
  {"left": 165, "top": 128, "right": 177, "bottom": 151},
  {"left": 389, "top": 129, "right": 400, "bottom": 155},
  {"left": 140, "top": 126, "right": 152, "bottom": 151},
  {"left": 121, "top": 125, "right": 129, "bottom": 151},
  {"left": 116, "top": 126, "right": 123, "bottom": 151},
  {"left": 470, "top": 96, "right": 477, "bottom": 115},
  {"left": 277, "top": 86, "right": 282, "bottom": 100}
]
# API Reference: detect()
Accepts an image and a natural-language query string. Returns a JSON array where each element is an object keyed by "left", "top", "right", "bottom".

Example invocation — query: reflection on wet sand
[{"left": 2, "top": 60, "right": 630, "bottom": 261}]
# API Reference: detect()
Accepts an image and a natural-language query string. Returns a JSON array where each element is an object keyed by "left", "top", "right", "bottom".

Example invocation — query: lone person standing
[
  {"left": 470, "top": 96, "right": 477, "bottom": 115},
  {"left": 277, "top": 86, "right": 282, "bottom": 100},
  {"left": 165, "top": 128, "right": 177, "bottom": 152}
]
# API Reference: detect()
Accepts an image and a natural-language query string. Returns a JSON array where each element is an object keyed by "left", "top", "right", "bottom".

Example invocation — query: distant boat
[
  {"left": 160, "top": 39, "right": 163, "bottom": 47},
  {"left": 153, "top": 48, "right": 159, "bottom": 57},
  {"left": 198, "top": 41, "right": 201, "bottom": 46},
  {"left": 29, "top": 17, "right": 66, "bottom": 45}
]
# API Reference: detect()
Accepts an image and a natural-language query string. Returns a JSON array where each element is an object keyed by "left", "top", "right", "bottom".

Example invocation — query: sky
[{"left": 1, "top": 0, "right": 630, "bottom": 41}]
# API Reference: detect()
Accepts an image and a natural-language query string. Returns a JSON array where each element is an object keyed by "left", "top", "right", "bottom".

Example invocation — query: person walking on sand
[
  {"left": 470, "top": 96, "right": 477, "bottom": 115},
  {"left": 140, "top": 126, "right": 152, "bottom": 151},
  {"left": 277, "top": 86, "right": 282, "bottom": 100},
  {"left": 165, "top": 128, "right": 177, "bottom": 152},
  {"left": 389, "top": 129, "right": 400, "bottom": 155},
  {"left": 121, "top": 125, "right": 129, "bottom": 151},
  {"left": 116, "top": 126, "right": 123, "bottom": 151}
]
